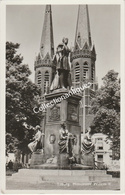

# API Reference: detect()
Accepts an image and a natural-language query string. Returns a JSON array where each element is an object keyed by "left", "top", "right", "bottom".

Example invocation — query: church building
[{"left": 70, "top": 5, "right": 98, "bottom": 133}]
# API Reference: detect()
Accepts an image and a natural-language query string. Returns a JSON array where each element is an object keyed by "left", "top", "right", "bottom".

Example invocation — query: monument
[
  {"left": 31, "top": 5, "right": 96, "bottom": 169},
  {"left": 30, "top": 37, "right": 83, "bottom": 169},
  {"left": 43, "top": 37, "right": 82, "bottom": 168}
]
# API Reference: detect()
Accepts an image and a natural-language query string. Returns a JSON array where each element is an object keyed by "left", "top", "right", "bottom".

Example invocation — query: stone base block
[
  {"left": 58, "top": 153, "right": 69, "bottom": 169},
  {"left": 30, "top": 152, "right": 45, "bottom": 167},
  {"left": 9, "top": 169, "right": 114, "bottom": 186},
  {"left": 81, "top": 153, "right": 94, "bottom": 167}
]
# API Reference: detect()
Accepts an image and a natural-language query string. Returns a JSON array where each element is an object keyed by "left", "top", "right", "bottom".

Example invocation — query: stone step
[
  {"left": 6, "top": 176, "right": 120, "bottom": 190},
  {"left": 8, "top": 175, "right": 41, "bottom": 184},
  {"left": 30, "top": 163, "right": 93, "bottom": 170},
  {"left": 74, "top": 170, "right": 107, "bottom": 175},
  {"left": 10, "top": 174, "right": 112, "bottom": 184},
  {"left": 13, "top": 169, "right": 107, "bottom": 177},
  {"left": 10, "top": 169, "right": 112, "bottom": 185},
  {"left": 41, "top": 175, "right": 112, "bottom": 183}
]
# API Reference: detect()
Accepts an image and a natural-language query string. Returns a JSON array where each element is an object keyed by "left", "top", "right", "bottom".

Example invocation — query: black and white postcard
[{"left": 0, "top": 0, "right": 125, "bottom": 194}]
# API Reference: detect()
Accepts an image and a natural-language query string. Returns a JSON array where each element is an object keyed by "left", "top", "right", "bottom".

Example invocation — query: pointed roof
[
  {"left": 40, "top": 5, "right": 54, "bottom": 59},
  {"left": 75, "top": 5, "right": 92, "bottom": 49},
  {"left": 92, "top": 45, "right": 96, "bottom": 54},
  {"left": 82, "top": 41, "right": 90, "bottom": 50}
]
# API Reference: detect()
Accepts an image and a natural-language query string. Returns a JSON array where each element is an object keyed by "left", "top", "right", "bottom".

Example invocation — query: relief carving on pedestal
[
  {"left": 49, "top": 106, "right": 60, "bottom": 121},
  {"left": 67, "top": 103, "right": 78, "bottom": 122}
]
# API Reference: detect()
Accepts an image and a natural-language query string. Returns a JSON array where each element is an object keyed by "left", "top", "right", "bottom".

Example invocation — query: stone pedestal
[
  {"left": 44, "top": 89, "right": 82, "bottom": 164},
  {"left": 30, "top": 151, "right": 45, "bottom": 168},
  {"left": 58, "top": 153, "right": 69, "bottom": 169},
  {"left": 81, "top": 153, "right": 94, "bottom": 168}
]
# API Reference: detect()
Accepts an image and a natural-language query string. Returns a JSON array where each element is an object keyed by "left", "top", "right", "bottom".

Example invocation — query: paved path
[{"left": 6, "top": 176, "right": 120, "bottom": 191}]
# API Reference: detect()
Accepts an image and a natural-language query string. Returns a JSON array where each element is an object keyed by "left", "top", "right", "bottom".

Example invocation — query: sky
[{"left": 6, "top": 4, "right": 120, "bottom": 86}]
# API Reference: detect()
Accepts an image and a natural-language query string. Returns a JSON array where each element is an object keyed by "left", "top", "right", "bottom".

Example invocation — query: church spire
[
  {"left": 34, "top": 5, "right": 55, "bottom": 95},
  {"left": 75, "top": 5, "right": 92, "bottom": 49},
  {"left": 40, "top": 5, "right": 54, "bottom": 59}
]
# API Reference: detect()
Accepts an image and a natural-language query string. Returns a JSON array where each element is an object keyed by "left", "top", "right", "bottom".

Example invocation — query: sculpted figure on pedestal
[
  {"left": 81, "top": 127, "right": 94, "bottom": 155},
  {"left": 50, "top": 38, "right": 72, "bottom": 91},
  {"left": 28, "top": 125, "right": 44, "bottom": 153},
  {"left": 58, "top": 123, "right": 76, "bottom": 156}
]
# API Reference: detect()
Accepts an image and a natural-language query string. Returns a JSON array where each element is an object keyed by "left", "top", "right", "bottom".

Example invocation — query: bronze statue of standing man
[{"left": 50, "top": 38, "right": 72, "bottom": 91}]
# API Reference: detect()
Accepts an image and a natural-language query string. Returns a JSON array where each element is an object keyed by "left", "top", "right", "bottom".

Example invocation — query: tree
[
  {"left": 6, "top": 42, "right": 41, "bottom": 157},
  {"left": 90, "top": 70, "right": 120, "bottom": 160}
]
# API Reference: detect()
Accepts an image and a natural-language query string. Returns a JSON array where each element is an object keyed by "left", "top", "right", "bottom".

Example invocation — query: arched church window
[
  {"left": 75, "top": 63, "right": 80, "bottom": 82},
  {"left": 37, "top": 71, "right": 42, "bottom": 85},
  {"left": 83, "top": 62, "right": 89, "bottom": 80},
  {"left": 91, "top": 64, "right": 95, "bottom": 82},
  {"left": 44, "top": 71, "right": 49, "bottom": 93}
]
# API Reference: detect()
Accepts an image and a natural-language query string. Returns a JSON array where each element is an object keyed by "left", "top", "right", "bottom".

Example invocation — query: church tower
[
  {"left": 34, "top": 5, "right": 54, "bottom": 95},
  {"left": 71, "top": 5, "right": 97, "bottom": 134}
]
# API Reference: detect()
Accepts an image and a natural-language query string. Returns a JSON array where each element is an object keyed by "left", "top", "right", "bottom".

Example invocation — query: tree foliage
[
  {"left": 6, "top": 42, "right": 41, "bottom": 155},
  {"left": 90, "top": 70, "right": 120, "bottom": 159}
]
